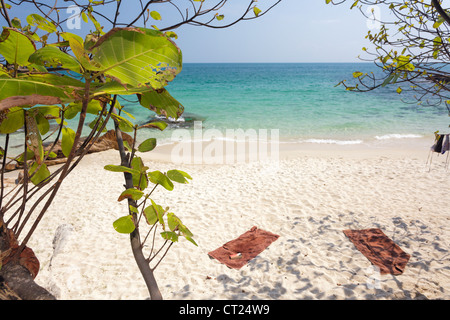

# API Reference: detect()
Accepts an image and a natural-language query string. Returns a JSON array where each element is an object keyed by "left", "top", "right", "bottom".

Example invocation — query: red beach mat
[
  {"left": 343, "top": 228, "right": 411, "bottom": 275},
  {"left": 208, "top": 226, "right": 280, "bottom": 269}
]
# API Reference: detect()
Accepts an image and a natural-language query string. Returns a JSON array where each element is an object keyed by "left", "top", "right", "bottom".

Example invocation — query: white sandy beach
[{"left": 3, "top": 137, "right": 450, "bottom": 300}]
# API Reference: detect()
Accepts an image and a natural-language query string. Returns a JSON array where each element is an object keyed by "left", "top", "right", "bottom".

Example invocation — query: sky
[
  {"left": 3, "top": 0, "right": 374, "bottom": 63},
  {"left": 174, "top": 0, "right": 370, "bottom": 63}
]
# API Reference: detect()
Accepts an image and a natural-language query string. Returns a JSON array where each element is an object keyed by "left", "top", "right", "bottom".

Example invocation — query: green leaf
[
  {"left": 352, "top": 71, "right": 364, "bottom": 78},
  {"left": 131, "top": 157, "right": 148, "bottom": 190},
  {"left": 26, "top": 14, "right": 57, "bottom": 33},
  {"left": 35, "top": 110, "right": 50, "bottom": 135},
  {"left": 167, "top": 169, "right": 192, "bottom": 184},
  {"left": 131, "top": 157, "right": 148, "bottom": 173},
  {"left": 0, "top": 74, "right": 84, "bottom": 110},
  {"left": 151, "top": 199, "right": 165, "bottom": 227},
  {"left": 167, "top": 212, "right": 180, "bottom": 231},
  {"left": 28, "top": 46, "right": 81, "bottom": 73},
  {"left": 113, "top": 215, "right": 135, "bottom": 234},
  {"left": 65, "top": 100, "right": 103, "bottom": 119},
  {"left": 138, "top": 121, "right": 168, "bottom": 131},
  {"left": 0, "top": 107, "right": 24, "bottom": 134},
  {"left": 81, "top": 12, "right": 89, "bottom": 23},
  {"left": 28, "top": 162, "right": 50, "bottom": 185},
  {"left": 104, "top": 164, "right": 140, "bottom": 175},
  {"left": 138, "top": 138, "right": 157, "bottom": 152},
  {"left": 396, "top": 87, "right": 402, "bottom": 94},
  {"left": 89, "top": 27, "right": 182, "bottom": 89},
  {"left": 61, "top": 127, "right": 75, "bottom": 157},
  {"left": 150, "top": 11, "right": 162, "bottom": 20},
  {"left": 161, "top": 231, "right": 178, "bottom": 242},
  {"left": 165, "top": 31, "right": 178, "bottom": 39},
  {"left": 0, "top": 27, "right": 36, "bottom": 66},
  {"left": 86, "top": 10, "right": 105, "bottom": 35},
  {"left": 111, "top": 113, "right": 134, "bottom": 132},
  {"left": 118, "top": 188, "right": 144, "bottom": 202},
  {"left": 148, "top": 170, "right": 174, "bottom": 191},
  {"left": 253, "top": 7, "right": 262, "bottom": 17},
  {"left": 11, "top": 18, "right": 22, "bottom": 30},
  {"left": 185, "top": 236, "right": 198, "bottom": 246},
  {"left": 61, "top": 32, "right": 102, "bottom": 71},
  {"left": 144, "top": 204, "right": 160, "bottom": 225},
  {"left": 215, "top": 14, "right": 224, "bottom": 21},
  {"left": 138, "top": 88, "right": 184, "bottom": 119}
]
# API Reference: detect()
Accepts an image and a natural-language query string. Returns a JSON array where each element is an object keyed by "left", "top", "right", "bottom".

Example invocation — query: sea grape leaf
[
  {"left": 118, "top": 188, "right": 144, "bottom": 202},
  {"left": 0, "top": 107, "right": 24, "bottom": 134},
  {"left": 86, "top": 10, "right": 105, "bottom": 35},
  {"left": 113, "top": 215, "right": 135, "bottom": 234},
  {"left": 137, "top": 138, "right": 157, "bottom": 152},
  {"left": 93, "top": 80, "right": 156, "bottom": 96},
  {"left": 161, "top": 231, "right": 178, "bottom": 242},
  {"left": 131, "top": 156, "right": 148, "bottom": 173},
  {"left": 111, "top": 113, "right": 134, "bottom": 132},
  {"left": 131, "top": 157, "right": 148, "bottom": 190},
  {"left": 11, "top": 17, "right": 22, "bottom": 29},
  {"left": 28, "top": 162, "right": 50, "bottom": 185},
  {"left": 104, "top": 164, "right": 140, "bottom": 175},
  {"left": 26, "top": 14, "right": 57, "bottom": 33},
  {"left": 35, "top": 110, "right": 50, "bottom": 135},
  {"left": 148, "top": 170, "right": 173, "bottom": 191},
  {"left": 36, "top": 105, "right": 61, "bottom": 120},
  {"left": 0, "top": 74, "right": 84, "bottom": 110},
  {"left": 138, "top": 121, "right": 168, "bottom": 131},
  {"left": 61, "top": 127, "right": 75, "bottom": 157},
  {"left": 64, "top": 100, "right": 103, "bottom": 119},
  {"left": 61, "top": 32, "right": 102, "bottom": 71},
  {"left": 151, "top": 199, "right": 165, "bottom": 227},
  {"left": 167, "top": 169, "right": 192, "bottom": 184},
  {"left": 89, "top": 27, "right": 182, "bottom": 89},
  {"left": 138, "top": 88, "right": 184, "bottom": 119},
  {"left": 144, "top": 205, "right": 158, "bottom": 225},
  {"left": 0, "top": 27, "right": 36, "bottom": 66},
  {"left": 167, "top": 212, "right": 181, "bottom": 232},
  {"left": 88, "top": 116, "right": 107, "bottom": 132},
  {"left": 28, "top": 46, "right": 81, "bottom": 73},
  {"left": 185, "top": 236, "right": 198, "bottom": 246},
  {"left": 150, "top": 11, "right": 162, "bottom": 20}
]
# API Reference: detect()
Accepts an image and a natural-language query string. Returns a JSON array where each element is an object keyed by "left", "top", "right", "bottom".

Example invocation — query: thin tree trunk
[{"left": 113, "top": 109, "right": 163, "bottom": 300}]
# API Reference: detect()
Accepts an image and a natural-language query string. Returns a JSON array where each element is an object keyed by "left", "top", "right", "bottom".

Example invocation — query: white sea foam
[
  {"left": 302, "top": 139, "right": 364, "bottom": 145},
  {"left": 375, "top": 134, "right": 423, "bottom": 140}
]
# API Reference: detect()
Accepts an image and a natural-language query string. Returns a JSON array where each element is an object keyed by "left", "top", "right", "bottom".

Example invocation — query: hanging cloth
[
  {"left": 434, "top": 134, "right": 444, "bottom": 153},
  {"left": 441, "top": 134, "right": 450, "bottom": 154}
]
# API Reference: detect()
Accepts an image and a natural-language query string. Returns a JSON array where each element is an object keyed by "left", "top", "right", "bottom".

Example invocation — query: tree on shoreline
[
  {"left": 328, "top": 0, "right": 450, "bottom": 121},
  {"left": 0, "top": 0, "right": 282, "bottom": 300}
]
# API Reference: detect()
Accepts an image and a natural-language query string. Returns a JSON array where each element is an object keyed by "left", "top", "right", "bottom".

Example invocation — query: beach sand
[{"left": 3, "top": 137, "right": 449, "bottom": 300}]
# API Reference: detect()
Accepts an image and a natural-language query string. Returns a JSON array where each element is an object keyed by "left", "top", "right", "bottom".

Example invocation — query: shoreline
[{"left": 2, "top": 140, "right": 449, "bottom": 300}]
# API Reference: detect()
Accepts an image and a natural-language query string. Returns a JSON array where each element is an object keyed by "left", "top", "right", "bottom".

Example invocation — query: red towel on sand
[
  {"left": 343, "top": 228, "right": 410, "bottom": 275},
  {"left": 208, "top": 226, "right": 280, "bottom": 269}
]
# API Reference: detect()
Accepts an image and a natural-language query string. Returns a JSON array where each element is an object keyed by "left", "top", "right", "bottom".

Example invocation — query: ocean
[
  {"left": 131, "top": 62, "right": 449, "bottom": 146},
  {"left": 2, "top": 63, "right": 449, "bottom": 153}
]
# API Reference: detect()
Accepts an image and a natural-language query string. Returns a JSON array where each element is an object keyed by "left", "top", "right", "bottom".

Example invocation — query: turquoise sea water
[
  {"left": 3, "top": 63, "right": 450, "bottom": 152},
  {"left": 130, "top": 62, "right": 449, "bottom": 145}
]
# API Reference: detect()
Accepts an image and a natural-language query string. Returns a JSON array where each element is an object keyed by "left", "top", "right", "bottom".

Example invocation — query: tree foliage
[{"left": 328, "top": 0, "right": 450, "bottom": 119}]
